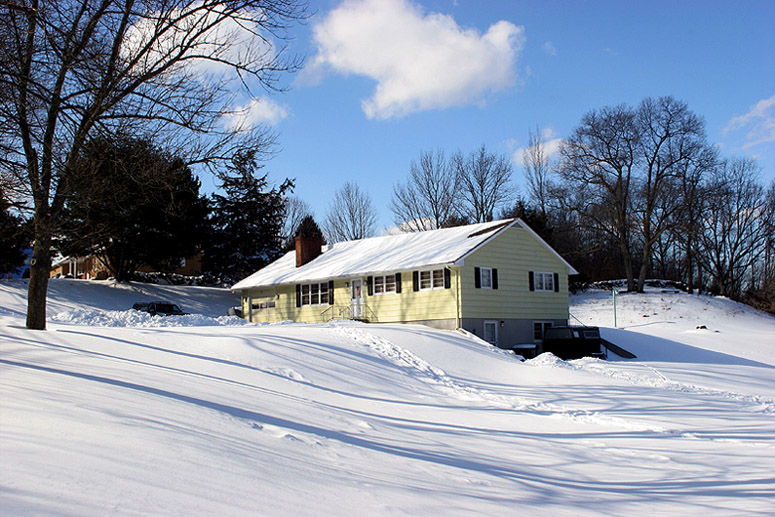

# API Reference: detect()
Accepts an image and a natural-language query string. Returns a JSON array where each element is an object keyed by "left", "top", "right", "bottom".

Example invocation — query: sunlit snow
[{"left": 1, "top": 279, "right": 773, "bottom": 515}]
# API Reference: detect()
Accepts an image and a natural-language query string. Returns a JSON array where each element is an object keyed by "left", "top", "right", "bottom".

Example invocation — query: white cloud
[
  {"left": 224, "top": 97, "right": 289, "bottom": 131},
  {"left": 306, "top": 0, "right": 525, "bottom": 119},
  {"left": 724, "top": 95, "right": 775, "bottom": 150},
  {"left": 542, "top": 40, "right": 558, "bottom": 56},
  {"left": 513, "top": 127, "right": 563, "bottom": 165}
]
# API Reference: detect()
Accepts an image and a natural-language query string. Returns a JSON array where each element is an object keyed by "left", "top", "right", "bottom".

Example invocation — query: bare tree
[
  {"left": 522, "top": 126, "right": 553, "bottom": 217},
  {"left": 557, "top": 104, "right": 640, "bottom": 291},
  {"left": 698, "top": 158, "right": 771, "bottom": 298},
  {"left": 1, "top": 0, "right": 306, "bottom": 329},
  {"left": 390, "top": 148, "right": 458, "bottom": 232},
  {"left": 282, "top": 195, "right": 313, "bottom": 250},
  {"left": 454, "top": 145, "right": 515, "bottom": 223},
  {"left": 324, "top": 181, "right": 377, "bottom": 243},
  {"left": 633, "top": 97, "right": 709, "bottom": 292},
  {"left": 668, "top": 144, "right": 718, "bottom": 293}
]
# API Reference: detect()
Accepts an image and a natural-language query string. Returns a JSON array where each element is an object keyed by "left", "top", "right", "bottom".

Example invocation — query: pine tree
[
  {"left": 0, "top": 195, "right": 30, "bottom": 275},
  {"left": 204, "top": 150, "right": 293, "bottom": 284},
  {"left": 59, "top": 135, "right": 209, "bottom": 281}
]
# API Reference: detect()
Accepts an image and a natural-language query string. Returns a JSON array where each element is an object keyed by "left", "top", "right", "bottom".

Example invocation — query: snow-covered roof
[{"left": 231, "top": 218, "right": 576, "bottom": 291}]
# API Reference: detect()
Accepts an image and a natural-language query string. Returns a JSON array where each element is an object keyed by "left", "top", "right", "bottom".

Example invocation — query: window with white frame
[
  {"left": 301, "top": 282, "right": 329, "bottom": 305},
  {"left": 374, "top": 274, "right": 397, "bottom": 295},
  {"left": 534, "top": 272, "right": 555, "bottom": 292},
  {"left": 432, "top": 269, "right": 444, "bottom": 288},
  {"left": 480, "top": 267, "right": 493, "bottom": 289},
  {"left": 419, "top": 269, "right": 444, "bottom": 290},
  {"left": 533, "top": 321, "right": 553, "bottom": 342},
  {"left": 483, "top": 321, "right": 498, "bottom": 344}
]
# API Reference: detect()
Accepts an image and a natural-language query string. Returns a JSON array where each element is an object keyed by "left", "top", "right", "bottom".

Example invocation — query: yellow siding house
[{"left": 231, "top": 219, "right": 577, "bottom": 348}]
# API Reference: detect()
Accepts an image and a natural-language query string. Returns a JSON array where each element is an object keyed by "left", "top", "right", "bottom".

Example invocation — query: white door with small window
[{"left": 351, "top": 279, "right": 363, "bottom": 319}]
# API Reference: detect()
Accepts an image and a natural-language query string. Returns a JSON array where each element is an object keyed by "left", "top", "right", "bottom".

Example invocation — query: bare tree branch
[
  {"left": 324, "top": 181, "right": 377, "bottom": 243},
  {"left": 389, "top": 148, "right": 458, "bottom": 232},
  {"left": 454, "top": 144, "right": 515, "bottom": 224}
]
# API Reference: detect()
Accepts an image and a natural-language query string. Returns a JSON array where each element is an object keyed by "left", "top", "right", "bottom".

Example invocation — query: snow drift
[{"left": 1, "top": 279, "right": 773, "bottom": 515}]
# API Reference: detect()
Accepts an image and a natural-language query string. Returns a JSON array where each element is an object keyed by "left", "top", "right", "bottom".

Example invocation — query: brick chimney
[{"left": 295, "top": 235, "right": 323, "bottom": 267}]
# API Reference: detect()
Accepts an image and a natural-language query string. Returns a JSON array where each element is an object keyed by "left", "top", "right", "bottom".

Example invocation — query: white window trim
[
  {"left": 480, "top": 267, "right": 493, "bottom": 289},
  {"left": 483, "top": 320, "right": 498, "bottom": 345},
  {"left": 534, "top": 271, "right": 555, "bottom": 292},
  {"left": 533, "top": 320, "right": 554, "bottom": 343},
  {"left": 419, "top": 268, "right": 445, "bottom": 291},
  {"left": 373, "top": 274, "right": 397, "bottom": 295},
  {"left": 301, "top": 282, "right": 330, "bottom": 306}
]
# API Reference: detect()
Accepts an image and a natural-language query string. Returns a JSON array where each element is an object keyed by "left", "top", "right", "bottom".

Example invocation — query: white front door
[{"left": 351, "top": 279, "right": 363, "bottom": 319}]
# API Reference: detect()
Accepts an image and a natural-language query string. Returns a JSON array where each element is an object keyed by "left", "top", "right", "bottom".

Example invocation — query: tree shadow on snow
[{"left": 2, "top": 358, "right": 773, "bottom": 509}]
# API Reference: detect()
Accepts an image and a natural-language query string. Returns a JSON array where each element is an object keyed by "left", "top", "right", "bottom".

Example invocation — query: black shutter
[
  {"left": 413, "top": 271, "right": 419, "bottom": 291},
  {"left": 474, "top": 267, "right": 481, "bottom": 288},
  {"left": 554, "top": 273, "right": 559, "bottom": 292},
  {"left": 444, "top": 268, "right": 451, "bottom": 289},
  {"left": 492, "top": 268, "right": 498, "bottom": 289},
  {"left": 396, "top": 273, "right": 402, "bottom": 293},
  {"left": 296, "top": 284, "right": 301, "bottom": 307},
  {"left": 329, "top": 280, "right": 335, "bottom": 304},
  {"left": 529, "top": 271, "right": 535, "bottom": 291},
  {"left": 367, "top": 276, "right": 373, "bottom": 296}
]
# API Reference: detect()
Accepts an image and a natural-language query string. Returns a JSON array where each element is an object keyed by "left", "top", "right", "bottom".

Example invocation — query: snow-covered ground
[{"left": 1, "top": 279, "right": 773, "bottom": 515}]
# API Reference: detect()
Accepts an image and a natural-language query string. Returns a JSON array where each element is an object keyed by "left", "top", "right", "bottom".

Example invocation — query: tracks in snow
[{"left": 333, "top": 324, "right": 775, "bottom": 446}]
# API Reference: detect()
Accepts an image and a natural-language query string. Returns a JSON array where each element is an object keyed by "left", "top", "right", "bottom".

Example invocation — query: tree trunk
[
  {"left": 619, "top": 239, "right": 636, "bottom": 291},
  {"left": 637, "top": 240, "right": 651, "bottom": 293},
  {"left": 26, "top": 230, "right": 52, "bottom": 330},
  {"left": 686, "top": 234, "right": 694, "bottom": 294}
]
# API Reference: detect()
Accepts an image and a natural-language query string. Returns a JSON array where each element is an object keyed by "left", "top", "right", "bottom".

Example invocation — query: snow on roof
[{"left": 231, "top": 219, "right": 572, "bottom": 291}]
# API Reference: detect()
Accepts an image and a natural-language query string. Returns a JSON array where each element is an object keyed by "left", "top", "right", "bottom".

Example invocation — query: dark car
[
  {"left": 541, "top": 326, "right": 606, "bottom": 360},
  {"left": 132, "top": 301, "right": 187, "bottom": 316}
]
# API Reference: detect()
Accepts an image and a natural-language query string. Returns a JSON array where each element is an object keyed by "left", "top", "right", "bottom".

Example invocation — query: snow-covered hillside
[{"left": 1, "top": 279, "right": 773, "bottom": 515}]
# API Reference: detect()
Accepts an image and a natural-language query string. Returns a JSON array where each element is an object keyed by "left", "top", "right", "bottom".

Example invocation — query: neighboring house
[
  {"left": 50, "top": 254, "right": 202, "bottom": 280},
  {"left": 232, "top": 218, "right": 578, "bottom": 349},
  {"left": 50, "top": 254, "right": 107, "bottom": 279}
]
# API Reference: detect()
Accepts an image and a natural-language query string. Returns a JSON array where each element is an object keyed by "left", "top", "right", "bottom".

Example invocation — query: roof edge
[
  {"left": 231, "top": 263, "right": 459, "bottom": 292},
  {"left": 452, "top": 219, "right": 519, "bottom": 266},
  {"left": 516, "top": 219, "right": 579, "bottom": 275}
]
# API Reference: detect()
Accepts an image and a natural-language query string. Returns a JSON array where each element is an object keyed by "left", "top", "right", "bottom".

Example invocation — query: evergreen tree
[
  {"left": 0, "top": 195, "right": 30, "bottom": 275},
  {"left": 59, "top": 135, "right": 209, "bottom": 281},
  {"left": 500, "top": 199, "right": 553, "bottom": 244},
  {"left": 204, "top": 150, "right": 293, "bottom": 284}
]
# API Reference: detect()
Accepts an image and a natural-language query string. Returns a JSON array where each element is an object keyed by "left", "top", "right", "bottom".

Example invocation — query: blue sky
[{"left": 223, "top": 0, "right": 775, "bottom": 230}]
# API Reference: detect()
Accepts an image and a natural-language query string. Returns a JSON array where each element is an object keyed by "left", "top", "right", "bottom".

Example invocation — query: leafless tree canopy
[
  {"left": 324, "top": 181, "right": 377, "bottom": 243},
  {"left": 522, "top": 126, "right": 552, "bottom": 216},
  {"left": 1, "top": 0, "right": 307, "bottom": 329},
  {"left": 698, "top": 158, "right": 771, "bottom": 298},
  {"left": 389, "top": 148, "right": 457, "bottom": 232},
  {"left": 454, "top": 144, "right": 515, "bottom": 224},
  {"left": 282, "top": 195, "right": 313, "bottom": 249},
  {"left": 666, "top": 143, "right": 719, "bottom": 293},
  {"left": 631, "top": 97, "right": 709, "bottom": 291}
]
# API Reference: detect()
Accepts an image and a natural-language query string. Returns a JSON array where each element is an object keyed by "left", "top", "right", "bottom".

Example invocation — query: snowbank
[{"left": 51, "top": 308, "right": 251, "bottom": 327}]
